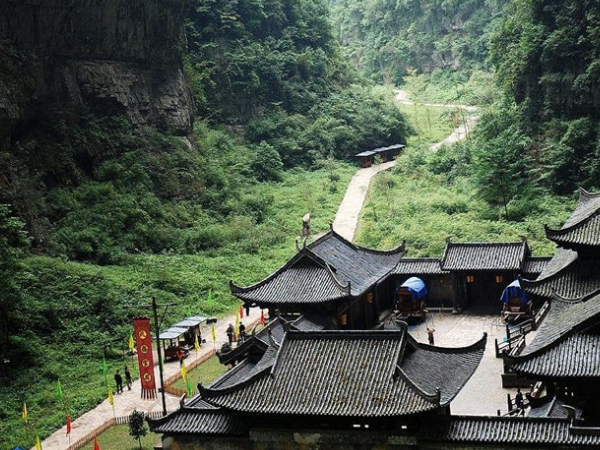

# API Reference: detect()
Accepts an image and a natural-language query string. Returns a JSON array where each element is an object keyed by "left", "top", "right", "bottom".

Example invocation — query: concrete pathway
[
  {"left": 41, "top": 307, "right": 262, "bottom": 450},
  {"left": 332, "top": 160, "right": 397, "bottom": 241}
]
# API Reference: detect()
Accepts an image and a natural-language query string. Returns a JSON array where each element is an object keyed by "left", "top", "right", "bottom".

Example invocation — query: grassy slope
[
  {"left": 2, "top": 163, "right": 355, "bottom": 450},
  {"left": 355, "top": 104, "right": 576, "bottom": 256}
]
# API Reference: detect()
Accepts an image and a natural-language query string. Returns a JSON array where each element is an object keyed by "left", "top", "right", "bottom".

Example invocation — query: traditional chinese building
[
  {"left": 503, "top": 289, "right": 600, "bottom": 425},
  {"left": 149, "top": 326, "right": 487, "bottom": 449},
  {"left": 500, "top": 188, "right": 600, "bottom": 426},
  {"left": 519, "top": 190, "right": 600, "bottom": 303},
  {"left": 440, "top": 237, "right": 532, "bottom": 311},
  {"left": 230, "top": 229, "right": 405, "bottom": 329}
]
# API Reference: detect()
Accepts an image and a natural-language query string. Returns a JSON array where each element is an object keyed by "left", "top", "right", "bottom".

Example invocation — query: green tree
[
  {"left": 0, "top": 204, "right": 29, "bottom": 359},
  {"left": 472, "top": 125, "right": 535, "bottom": 221},
  {"left": 129, "top": 409, "right": 147, "bottom": 450},
  {"left": 251, "top": 141, "right": 284, "bottom": 181}
]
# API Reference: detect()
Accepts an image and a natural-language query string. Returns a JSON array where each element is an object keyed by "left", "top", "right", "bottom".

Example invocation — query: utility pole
[{"left": 151, "top": 296, "right": 174, "bottom": 416}]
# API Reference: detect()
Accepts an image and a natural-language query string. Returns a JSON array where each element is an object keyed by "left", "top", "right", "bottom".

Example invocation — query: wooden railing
[
  {"left": 495, "top": 332, "right": 527, "bottom": 359},
  {"left": 494, "top": 301, "right": 551, "bottom": 358}
]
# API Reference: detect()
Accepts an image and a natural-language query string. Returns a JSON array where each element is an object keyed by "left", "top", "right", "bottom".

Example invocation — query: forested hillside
[
  {"left": 488, "top": 0, "right": 600, "bottom": 195},
  {"left": 328, "top": 0, "right": 508, "bottom": 84}
]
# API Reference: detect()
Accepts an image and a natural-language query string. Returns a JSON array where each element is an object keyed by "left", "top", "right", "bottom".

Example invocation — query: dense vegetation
[
  {"left": 357, "top": 105, "right": 576, "bottom": 255},
  {"left": 5, "top": 0, "right": 600, "bottom": 447},
  {"left": 328, "top": 0, "right": 508, "bottom": 84},
  {"left": 487, "top": 0, "right": 600, "bottom": 196}
]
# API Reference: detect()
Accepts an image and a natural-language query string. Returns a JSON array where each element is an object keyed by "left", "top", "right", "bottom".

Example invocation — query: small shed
[
  {"left": 355, "top": 150, "right": 376, "bottom": 168},
  {"left": 355, "top": 144, "right": 405, "bottom": 167}
]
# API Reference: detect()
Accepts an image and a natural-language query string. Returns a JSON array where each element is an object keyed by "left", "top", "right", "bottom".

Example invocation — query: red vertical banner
[{"left": 133, "top": 317, "right": 156, "bottom": 399}]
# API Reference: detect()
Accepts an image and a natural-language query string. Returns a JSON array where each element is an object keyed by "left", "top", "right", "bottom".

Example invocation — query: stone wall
[{"left": 0, "top": 0, "right": 193, "bottom": 145}]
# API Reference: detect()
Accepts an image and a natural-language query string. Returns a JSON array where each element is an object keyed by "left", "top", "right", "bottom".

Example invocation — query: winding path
[{"left": 332, "top": 90, "right": 479, "bottom": 241}]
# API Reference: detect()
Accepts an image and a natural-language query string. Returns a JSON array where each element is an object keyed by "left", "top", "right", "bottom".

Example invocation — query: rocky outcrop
[{"left": 0, "top": 0, "right": 193, "bottom": 144}]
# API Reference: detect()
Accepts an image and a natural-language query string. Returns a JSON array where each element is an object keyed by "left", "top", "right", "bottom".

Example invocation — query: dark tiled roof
[
  {"left": 400, "top": 334, "right": 486, "bottom": 404},
  {"left": 545, "top": 188, "right": 600, "bottom": 244},
  {"left": 291, "top": 313, "right": 333, "bottom": 331},
  {"left": 255, "top": 317, "right": 286, "bottom": 345},
  {"left": 231, "top": 230, "right": 403, "bottom": 304},
  {"left": 522, "top": 257, "right": 551, "bottom": 277},
  {"left": 149, "top": 408, "right": 247, "bottom": 435},
  {"left": 546, "top": 212, "right": 600, "bottom": 247},
  {"left": 209, "top": 358, "right": 258, "bottom": 389},
  {"left": 199, "top": 329, "right": 484, "bottom": 418},
  {"left": 527, "top": 397, "right": 583, "bottom": 419},
  {"left": 520, "top": 256, "right": 600, "bottom": 300},
  {"left": 440, "top": 240, "right": 528, "bottom": 271},
  {"left": 536, "top": 248, "right": 579, "bottom": 279},
  {"left": 512, "top": 334, "right": 600, "bottom": 378},
  {"left": 391, "top": 258, "right": 447, "bottom": 275},
  {"left": 230, "top": 250, "right": 350, "bottom": 305},
  {"left": 308, "top": 230, "right": 404, "bottom": 295},
  {"left": 506, "top": 293, "right": 600, "bottom": 377},
  {"left": 419, "top": 416, "right": 600, "bottom": 446}
]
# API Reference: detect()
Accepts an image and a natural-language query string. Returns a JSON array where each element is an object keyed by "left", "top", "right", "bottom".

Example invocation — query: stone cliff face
[{"left": 0, "top": 0, "right": 193, "bottom": 145}]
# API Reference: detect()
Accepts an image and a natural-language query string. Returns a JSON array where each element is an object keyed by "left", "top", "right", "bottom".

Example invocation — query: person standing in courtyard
[
  {"left": 114, "top": 370, "right": 123, "bottom": 394},
  {"left": 427, "top": 327, "right": 435, "bottom": 345},
  {"left": 125, "top": 366, "right": 132, "bottom": 390}
]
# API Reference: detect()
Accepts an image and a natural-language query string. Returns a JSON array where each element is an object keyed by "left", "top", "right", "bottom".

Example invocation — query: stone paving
[
  {"left": 40, "top": 307, "right": 262, "bottom": 450},
  {"left": 406, "top": 311, "right": 523, "bottom": 416}
]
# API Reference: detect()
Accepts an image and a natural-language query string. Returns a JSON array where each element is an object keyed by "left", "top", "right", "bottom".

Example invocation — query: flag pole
[{"left": 152, "top": 297, "right": 168, "bottom": 416}]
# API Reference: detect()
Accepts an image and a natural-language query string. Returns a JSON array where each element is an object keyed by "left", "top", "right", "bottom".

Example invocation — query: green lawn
[
  {"left": 171, "top": 355, "right": 228, "bottom": 391},
  {"left": 80, "top": 424, "right": 158, "bottom": 450},
  {"left": 399, "top": 104, "right": 457, "bottom": 147}
]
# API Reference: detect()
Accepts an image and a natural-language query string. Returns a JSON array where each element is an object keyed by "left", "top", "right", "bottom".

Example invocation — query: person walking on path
[
  {"left": 427, "top": 327, "right": 435, "bottom": 345},
  {"left": 124, "top": 366, "right": 132, "bottom": 390},
  {"left": 226, "top": 323, "right": 234, "bottom": 344},
  {"left": 114, "top": 370, "right": 123, "bottom": 394}
]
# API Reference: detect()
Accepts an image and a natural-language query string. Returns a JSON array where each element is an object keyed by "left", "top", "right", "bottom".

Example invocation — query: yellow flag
[
  {"left": 181, "top": 361, "right": 187, "bottom": 382},
  {"left": 211, "top": 323, "right": 216, "bottom": 343},
  {"left": 108, "top": 390, "right": 114, "bottom": 406},
  {"left": 128, "top": 332, "right": 135, "bottom": 352},
  {"left": 35, "top": 434, "right": 42, "bottom": 450},
  {"left": 194, "top": 334, "right": 200, "bottom": 355},
  {"left": 22, "top": 401, "right": 28, "bottom": 423},
  {"left": 235, "top": 312, "right": 240, "bottom": 340}
]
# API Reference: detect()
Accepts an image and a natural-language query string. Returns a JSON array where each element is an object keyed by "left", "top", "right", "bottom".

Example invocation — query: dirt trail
[{"left": 394, "top": 89, "right": 480, "bottom": 151}]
